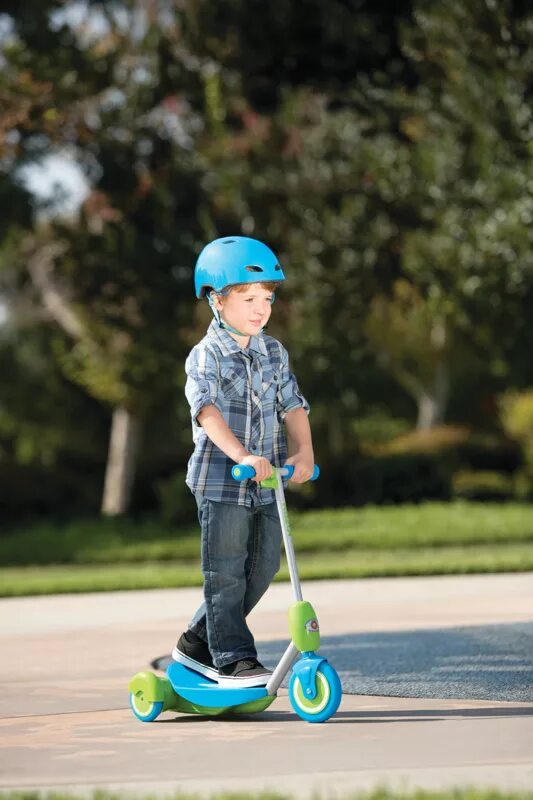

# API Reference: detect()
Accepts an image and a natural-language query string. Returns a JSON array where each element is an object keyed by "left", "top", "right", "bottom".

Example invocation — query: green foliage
[
  {"left": 499, "top": 389, "right": 533, "bottom": 470},
  {"left": 397, "top": 0, "right": 533, "bottom": 383},
  {"left": 1, "top": 0, "right": 532, "bottom": 518},
  {"left": 364, "top": 280, "right": 455, "bottom": 390},
  {"left": 154, "top": 470, "right": 197, "bottom": 525},
  {"left": 5, "top": 497, "right": 533, "bottom": 593},
  {"left": 1, "top": 0, "right": 207, "bottom": 420},
  {"left": 357, "top": 0, "right": 533, "bottom": 425},
  {"left": 500, "top": 390, "right": 533, "bottom": 441},
  {"left": 371, "top": 425, "right": 472, "bottom": 456},
  {"left": 1, "top": 789, "right": 532, "bottom": 800},
  {"left": 452, "top": 470, "right": 515, "bottom": 501},
  {"left": 373, "top": 425, "right": 523, "bottom": 473},
  {"left": 3, "top": 501, "right": 532, "bottom": 568},
  {"left": 352, "top": 409, "right": 411, "bottom": 446},
  {"left": 0, "top": 326, "right": 109, "bottom": 517},
  {"left": 0, "top": 515, "right": 197, "bottom": 567},
  {"left": 311, "top": 450, "right": 451, "bottom": 508},
  {"left": 2, "top": 542, "right": 533, "bottom": 596}
]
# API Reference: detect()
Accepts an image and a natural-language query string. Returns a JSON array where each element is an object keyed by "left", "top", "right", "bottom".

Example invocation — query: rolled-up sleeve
[
  {"left": 277, "top": 345, "right": 310, "bottom": 420},
  {"left": 185, "top": 345, "right": 220, "bottom": 423}
]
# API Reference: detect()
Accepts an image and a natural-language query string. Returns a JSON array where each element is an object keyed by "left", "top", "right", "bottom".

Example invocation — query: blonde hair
[{"left": 229, "top": 281, "right": 280, "bottom": 294}]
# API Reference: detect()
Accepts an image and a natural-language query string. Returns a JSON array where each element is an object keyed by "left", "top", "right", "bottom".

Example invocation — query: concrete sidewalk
[{"left": 1, "top": 573, "right": 532, "bottom": 796}]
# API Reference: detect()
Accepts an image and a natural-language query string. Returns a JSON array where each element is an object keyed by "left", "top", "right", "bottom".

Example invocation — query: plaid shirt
[{"left": 185, "top": 319, "right": 310, "bottom": 506}]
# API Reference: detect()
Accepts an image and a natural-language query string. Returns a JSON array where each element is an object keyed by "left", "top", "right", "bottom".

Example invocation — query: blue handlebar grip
[
  {"left": 284, "top": 464, "right": 320, "bottom": 481},
  {"left": 232, "top": 464, "right": 256, "bottom": 481},
  {"left": 231, "top": 464, "right": 320, "bottom": 481}
]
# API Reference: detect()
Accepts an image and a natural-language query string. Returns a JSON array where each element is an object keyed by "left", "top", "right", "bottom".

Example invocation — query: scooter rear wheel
[
  {"left": 288, "top": 662, "right": 342, "bottom": 723},
  {"left": 129, "top": 692, "right": 163, "bottom": 722}
]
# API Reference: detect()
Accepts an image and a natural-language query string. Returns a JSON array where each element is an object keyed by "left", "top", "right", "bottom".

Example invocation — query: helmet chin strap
[{"left": 207, "top": 292, "right": 256, "bottom": 338}]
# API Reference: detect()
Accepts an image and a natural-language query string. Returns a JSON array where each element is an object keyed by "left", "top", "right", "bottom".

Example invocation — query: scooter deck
[{"left": 167, "top": 661, "right": 269, "bottom": 708}]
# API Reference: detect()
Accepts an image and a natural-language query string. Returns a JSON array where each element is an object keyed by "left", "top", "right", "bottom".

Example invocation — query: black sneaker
[
  {"left": 217, "top": 658, "right": 272, "bottom": 688},
  {"left": 172, "top": 630, "right": 218, "bottom": 681}
]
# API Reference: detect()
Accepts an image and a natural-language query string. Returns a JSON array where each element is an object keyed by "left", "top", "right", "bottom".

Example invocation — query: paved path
[{"left": 1, "top": 573, "right": 532, "bottom": 796}]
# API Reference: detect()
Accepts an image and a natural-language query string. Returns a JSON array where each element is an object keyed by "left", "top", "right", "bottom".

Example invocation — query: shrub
[
  {"left": 452, "top": 470, "right": 515, "bottom": 501},
  {"left": 352, "top": 410, "right": 411, "bottom": 447},
  {"left": 154, "top": 470, "right": 198, "bottom": 524},
  {"left": 311, "top": 451, "right": 451, "bottom": 507},
  {"left": 371, "top": 425, "right": 471, "bottom": 456},
  {"left": 371, "top": 425, "right": 522, "bottom": 474},
  {"left": 0, "top": 459, "right": 102, "bottom": 522},
  {"left": 374, "top": 452, "right": 451, "bottom": 504},
  {"left": 512, "top": 469, "right": 533, "bottom": 501},
  {"left": 499, "top": 389, "right": 533, "bottom": 470}
]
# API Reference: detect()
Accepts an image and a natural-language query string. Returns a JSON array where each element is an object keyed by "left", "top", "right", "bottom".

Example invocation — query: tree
[
  {"left": 264, "top": 0, "right": 533, "bottom": 433},
  {"left": 1, "top": 1, "right": 208, "bottom": 513},
  {"left": 395, "top": 0, "right": 533, "bottom": 405},
  {"left": 2, "top": 0, "right": 531, "bottom": 519},
  {"left": 364, "top": 280, "right": 454, "bottom": 429}
]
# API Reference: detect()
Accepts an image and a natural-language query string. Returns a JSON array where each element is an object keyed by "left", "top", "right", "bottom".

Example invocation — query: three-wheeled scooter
[{"left": 128, "top": 464, "right": 342, "bottom": 723}]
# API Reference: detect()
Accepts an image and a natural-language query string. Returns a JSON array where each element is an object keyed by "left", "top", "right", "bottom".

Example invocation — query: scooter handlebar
[{"left": 231, "top": 464, "right": 320, "bottom": 481}]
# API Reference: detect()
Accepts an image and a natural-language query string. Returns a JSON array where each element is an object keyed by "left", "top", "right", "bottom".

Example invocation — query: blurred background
[{"left": 1, "top": 0, "right": 532, "bottom": 538}]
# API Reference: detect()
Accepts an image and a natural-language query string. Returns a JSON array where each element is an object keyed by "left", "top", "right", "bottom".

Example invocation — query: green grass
[
  {"left": 1, "top": 542, "right": 532, "bottom": 597},
  {"left": 291, "top": 502, "right": 533, "bottom": 550},
  {"left": 0, "top": 788, "right": 532, "bottom": 800},
  {"left": 2, "top": 501, "right": 533, "bottom": 566},
  {"left": 1, "top": 501, "right": 532, "bottom": 596}
]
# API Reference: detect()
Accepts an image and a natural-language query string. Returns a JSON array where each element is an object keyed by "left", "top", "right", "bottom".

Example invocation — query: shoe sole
[
  {"left": 172, "top": 647, "right": 219, "bottom": 681},
  {"left": 216, "top": 673, "right": 272, "bottom": 689}
]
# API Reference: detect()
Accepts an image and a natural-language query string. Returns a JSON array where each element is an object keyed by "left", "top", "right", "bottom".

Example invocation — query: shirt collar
[{"left": 207, "top": 319, "right": 268, "bottom": 357}]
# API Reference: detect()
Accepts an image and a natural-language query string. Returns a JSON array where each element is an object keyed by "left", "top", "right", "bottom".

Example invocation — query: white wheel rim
[
  {"left": 131, "top": 693, "right": 153, "bottom": 717},
  {"left": 294, "top": 672, "right": 330, "bottom": 714}
]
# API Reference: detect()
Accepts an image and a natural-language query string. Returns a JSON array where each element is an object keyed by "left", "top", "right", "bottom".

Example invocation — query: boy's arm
[
  {"left": 284, "top": 407, "right": 315, "bottom": 484},
  {"left": 197, "top": 405, "right": 273, "bottom": 481}
]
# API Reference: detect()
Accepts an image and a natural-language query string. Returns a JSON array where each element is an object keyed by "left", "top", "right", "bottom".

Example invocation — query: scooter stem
[
  {"left": 231, "top": 463, "right": 321, "bottom": 697},
  {"left": 266, "top": 641, "right": 299, "bottom": 696},
  {"left": 273, "top": 467, "right": 303, "bottom": 602},
  {"left": 266, "top": 467, "right": 312, "bottom": 694}
]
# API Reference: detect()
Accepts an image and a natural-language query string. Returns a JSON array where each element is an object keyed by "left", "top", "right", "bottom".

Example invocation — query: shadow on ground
[
  {"left": 152, "top": 622, "right": 533, "bottom": 703},
  {"left": 153, "top": 705, "right": 533, "bottom": 725}
]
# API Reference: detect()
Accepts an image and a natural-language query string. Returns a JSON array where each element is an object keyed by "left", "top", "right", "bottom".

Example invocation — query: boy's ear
[{"left": 210, "top": 291, "right": 224, "bottom": 311}]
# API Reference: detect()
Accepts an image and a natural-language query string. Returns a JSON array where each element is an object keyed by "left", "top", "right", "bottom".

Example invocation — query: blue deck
[{"left": 166, "top": 661, "right": 269, "bottom": 707}]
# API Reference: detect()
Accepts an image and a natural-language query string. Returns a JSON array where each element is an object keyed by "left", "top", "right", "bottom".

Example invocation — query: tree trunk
[
  {"left": 102, "top": 406, "right": 141, "bottom": 516},
  {"left": 416, "top": 361, "right": 450, "bottom": 430},
  {"left": 416, "top": 317, "right": 450, "bottom": 430}
]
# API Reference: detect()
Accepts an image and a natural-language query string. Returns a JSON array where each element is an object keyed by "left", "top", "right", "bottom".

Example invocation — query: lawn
[
  {"left": 0, "top": 788, "right": 532, "bottom": 800},
  {"left": 1, "top": 501, "right": 532, "bottom": 596}
]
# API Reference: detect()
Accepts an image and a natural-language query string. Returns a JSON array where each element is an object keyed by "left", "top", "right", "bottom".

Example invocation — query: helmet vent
[
  {"left": 275, "top": 264, "right": 282, "bottom": 270},
  {"left": 222, "top": 239, "right": 236, "bottom": 244},
  {"left": 246, "top": 265, "right": 264, "bottom": 272}
]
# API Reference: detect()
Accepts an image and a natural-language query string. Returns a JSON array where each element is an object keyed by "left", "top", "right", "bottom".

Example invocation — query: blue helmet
[{"left": 194, "top": 236, "right": 285, "bottom": 298}]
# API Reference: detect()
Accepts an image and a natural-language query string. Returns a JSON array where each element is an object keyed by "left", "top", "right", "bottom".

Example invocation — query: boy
[{"left": 173, "top": 236, "right": 314, "bottom": 688}]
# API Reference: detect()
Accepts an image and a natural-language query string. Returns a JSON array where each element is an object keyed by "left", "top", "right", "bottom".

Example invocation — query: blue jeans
[{"left": 188, "top": 496, "right": 282, "bottom": 668}]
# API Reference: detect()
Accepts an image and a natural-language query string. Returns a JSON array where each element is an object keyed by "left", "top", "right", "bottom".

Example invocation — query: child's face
[{"left": 214, "top": 284, "right": 274, "bottom": 337}]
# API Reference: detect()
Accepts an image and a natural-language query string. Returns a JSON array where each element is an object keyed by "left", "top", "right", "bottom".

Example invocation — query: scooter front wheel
[{"left": 288, "top": 662, "right": 342, "bottom": 723}]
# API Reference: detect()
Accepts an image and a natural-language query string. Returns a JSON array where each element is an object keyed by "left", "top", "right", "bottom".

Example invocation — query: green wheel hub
[
  {"left": 131, "top": 691, "right": 157, "bottom": 717},
  {"left": 292, "top": 671, "right": 330, "bottom": 714}
]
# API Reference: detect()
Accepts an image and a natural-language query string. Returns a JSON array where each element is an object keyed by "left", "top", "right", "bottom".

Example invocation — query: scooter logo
[{"left": 305, "top": 618, "right": 319, "bottom": 633}]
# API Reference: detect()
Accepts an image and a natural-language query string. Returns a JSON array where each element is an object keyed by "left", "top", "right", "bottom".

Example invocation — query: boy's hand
[
  {"left": 241, "top": 454, "right": 274, "bottom": 482},
  {"left": 284, "top": 454, "right": 314, "bottom": 483}
]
